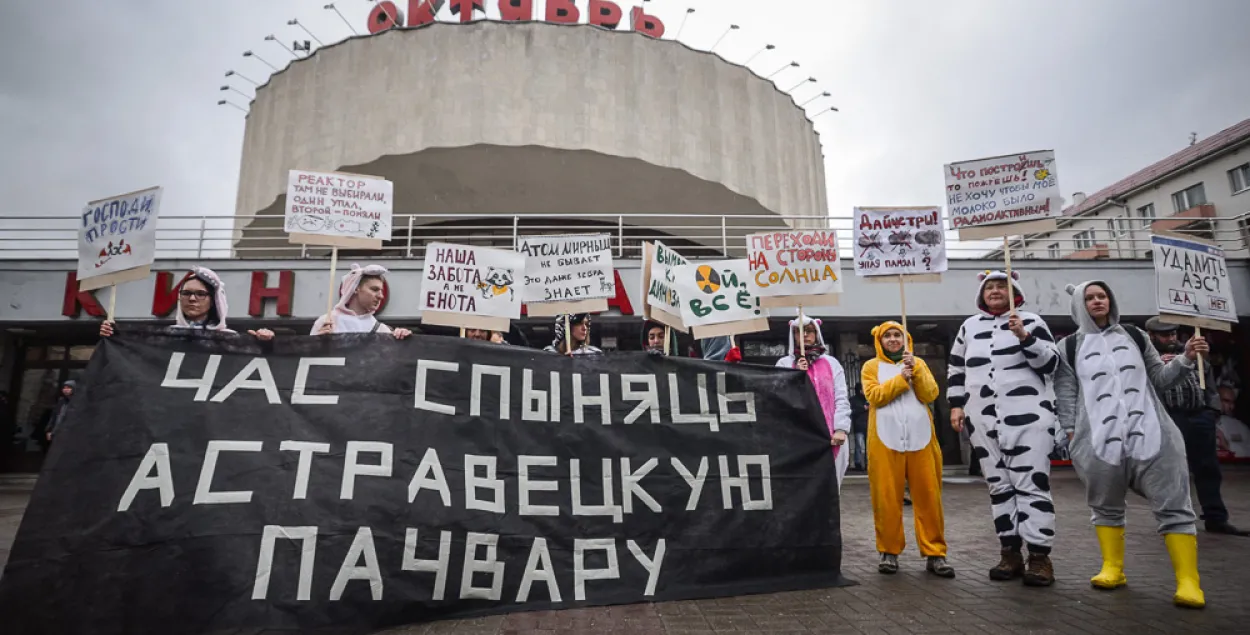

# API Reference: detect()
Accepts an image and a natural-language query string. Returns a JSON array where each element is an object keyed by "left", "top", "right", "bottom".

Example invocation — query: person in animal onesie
[
  {"left": 1055, "top": 280, "right": 1210, "bottom": 608},
  {"left": 863, "top": 321, "right": 954, "bottom": 578},
  {"left": 99, "top": 266, "right": 273, "bottom": 341},
  {"left": 776, "top": 316, "right": 850, "bottom": 489},
  {"left": 544, "top": 314, "right": 603, "bottom": 355},
  {"left": 948, "top": 270, "right": 1060, "bottom": 586},
  {"left": 311, "top": 264, "right": 412, "bottom": 338}
]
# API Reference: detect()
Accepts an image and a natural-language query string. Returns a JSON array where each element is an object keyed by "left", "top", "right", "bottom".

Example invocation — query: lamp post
[
  {"left": 709, "top": 24, "right": 739, "bottom": 53},
  {"left": 324, "top": 3, "right": 359, "bottom": 35},
  {"left": 765, "top": 61, "right": 799, "bottom": 80},
  {"left": 288, "top": 19, "right": 326, "bottom": 47},
  {"left": 743, "top": 43, "right": 774, "bottom": 66},
  {"left": 242, "top": 50, "right": 280, "bottom": 72},
  {"left": 225, "top": 70, "right": 260, "bottom": 87}
]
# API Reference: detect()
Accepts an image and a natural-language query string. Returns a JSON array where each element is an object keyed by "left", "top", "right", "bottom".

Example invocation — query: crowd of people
[{"left": 83, "top": 263, "right": 1246, "bottom": 609}]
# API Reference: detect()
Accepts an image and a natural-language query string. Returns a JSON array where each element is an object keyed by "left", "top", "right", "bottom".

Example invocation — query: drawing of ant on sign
[
  {"left": 858, "top": 232, "right": 883, "bottom": 258},
  {"left": 915, "top": 229, "right": 943, "bottom": 271}
]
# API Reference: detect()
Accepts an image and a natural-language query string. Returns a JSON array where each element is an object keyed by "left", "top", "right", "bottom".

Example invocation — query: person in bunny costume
[
  {"left": 311, "top": 263, "right": 411, "bottom": 338},
  {"left": 948, "top": 270, "right": 1061, "bottom": 587},
  {"left": 775, "top": 315, "right": 851, "bottom": 489},
  {"left": 98, "top": 265, "right": 273, "bottom": 340}
]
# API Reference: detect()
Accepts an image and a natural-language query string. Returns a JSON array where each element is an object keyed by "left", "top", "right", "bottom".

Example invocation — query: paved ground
[{"left": 4, "top": 469, "right": 1250, "bottom": 634}]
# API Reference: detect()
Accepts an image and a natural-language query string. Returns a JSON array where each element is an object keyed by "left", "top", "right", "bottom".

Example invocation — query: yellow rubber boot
[
  {"left": 1165, "top": 533, "right": 1205, "bottom": 609},
  {"left": 1090, "top": 526, "right": 1127, "bottom": 590}
]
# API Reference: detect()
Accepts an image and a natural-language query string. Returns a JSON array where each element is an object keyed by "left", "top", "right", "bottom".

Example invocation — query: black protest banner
[{"left": 0, "top": 331, "right": 848, "bottom": 635}]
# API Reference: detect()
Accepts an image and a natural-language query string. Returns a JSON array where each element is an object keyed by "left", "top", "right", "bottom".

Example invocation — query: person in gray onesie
[{"left": 1055, "top": 280, "right": 1210, "bottom": 609}]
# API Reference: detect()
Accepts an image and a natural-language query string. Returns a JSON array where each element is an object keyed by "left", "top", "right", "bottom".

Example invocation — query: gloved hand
[
  {"left": 646, "top": 348, "right": 665, "bottom": 357},
  {"left": 725, "top": 347, "right": 742, "bottom": 363}
]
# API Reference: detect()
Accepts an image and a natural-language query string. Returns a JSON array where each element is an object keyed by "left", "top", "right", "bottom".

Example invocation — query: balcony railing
[{"left": 2, "top": 211, "right": 1248, "bottom": 262}]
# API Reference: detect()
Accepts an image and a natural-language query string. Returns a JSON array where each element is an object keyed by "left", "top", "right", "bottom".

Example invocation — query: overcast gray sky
[{"left": 2, "top": 0, "right": 1248, "bottom": 228}]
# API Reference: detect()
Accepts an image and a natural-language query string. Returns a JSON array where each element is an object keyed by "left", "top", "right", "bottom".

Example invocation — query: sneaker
[
  {"left": 878, "top": 553, "right": 899, "bottom": 575},
  {"left": 989, "top": 549, "right": 1024, "bottom": 581},
  {"left": 926, "top": 556, "right": 956, "bottom": 578},
  {"left": 1023, "top": 553, "right": 1055, "bottom": 587}
]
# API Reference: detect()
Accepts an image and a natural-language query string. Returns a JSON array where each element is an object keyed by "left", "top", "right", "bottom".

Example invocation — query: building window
[
  {"left": 1230, "top": 163, "right": 1250, "bottom": 194},
  {"left": 1048, "top": 243, "right": 1060, "bottom": 259},
  {"left": 1137, "top": 203, "right": 1155, "bottom": 219},
  {"left": 1108, "top": 217, "right": 1132, "bottom": 237},
  {"left": 1171, "top": 183, "right": 1207, "bottom": 212},
  {"left": 1074, "top": 229, "right": 1096, "bottom": 251}
]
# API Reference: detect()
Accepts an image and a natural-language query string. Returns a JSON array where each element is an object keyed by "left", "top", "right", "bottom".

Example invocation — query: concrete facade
[
  {"left": 7, "top": 258, "right": 1249, "bottom": 324},
  {"left": 233, "top": 22, "right": 828, "bottom": 252}
]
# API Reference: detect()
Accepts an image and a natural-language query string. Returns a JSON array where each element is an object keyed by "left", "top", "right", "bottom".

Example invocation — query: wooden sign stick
[
  {"left": 898, "top": 274, "right": 910, "bottom": 354},
  {"left": 459, "top": 327, "right": 466, "bottom": 338},
  {"left": 1196, "top": 326, "right": 1206, "bottom": 390},
  {"left": 663, "top": 325, "right": 671, "bottom": 356},
  {"left": 564, "top": 314, "right": 573, "bottom": 356},
  {"left": 107, "top": 283, "right": 118, "bottom": 322},
  {"left": 1003, "top": 236, "right": 1017, "bottom": 316},
  {"left": 798, "top": 305, "right": 806, "bottom": 358},
  {"left": 325, "top": 246, "right": 340, "bottom": 322}
]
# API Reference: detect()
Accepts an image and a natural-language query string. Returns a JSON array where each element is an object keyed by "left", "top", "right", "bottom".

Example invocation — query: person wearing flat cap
[{"left": 1145, "top": 316, "right": 1246, "bottom": 537}]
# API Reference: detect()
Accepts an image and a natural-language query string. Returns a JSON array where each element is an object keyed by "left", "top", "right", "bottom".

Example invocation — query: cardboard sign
[
  {"left": 285, "top": 170, "right": 393, "bottom": 249},
  {"left": 420, "top": 242, "right": 525, "bottom": 331},
  {"left": 853, "top": 207, "right": 948, "bottom": 277},
  {"left": 77, "top": 186, "right": 162, "bottom": 291},
  {"left": 673, "top": 260, "right": 769, "bottom": 339},
  {"left": 746, "top": 229, "right": 843, "bottom": 308},
  {"left": 1151, "top": 233, "right": 1238, "bottom": 330},
  {"left": 642, "top": 241, "right": 688, "bottom": 330},
  {"left": 519, "top": 234, "right": 615, "bottom": 316},
  {"left": 944, "top": 150, "right": 1061, "bottom": 240}
]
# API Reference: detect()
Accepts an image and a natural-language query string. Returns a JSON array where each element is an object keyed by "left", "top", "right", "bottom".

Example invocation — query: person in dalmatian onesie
[
  {"left": 1055, "top": 280, "right": 1210, "bottom": 609},
  {"left": 775, "top": 316, "right": 851, "bottom": 489},
  {"left": 947, "top": 270, "right": 1060, "bottom": 587}
]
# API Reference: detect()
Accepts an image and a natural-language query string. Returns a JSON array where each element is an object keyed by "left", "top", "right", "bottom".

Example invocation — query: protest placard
[
  {"left": 745, "top": 229, "right": 843, "bottom": 309},
  {"left": 77, "top": 186, "right": 162, "bottom": 293},
  {"left": 944, "top": 150, "right": 1062, "bottom": 240},
  {"left": 420, "top": 242, "right": 525, "bottom": 331},
  {"left": 673, "top": 259, "right": 769, "bottom": 339},
  {"left": 1151, "top": 232, "right": 1238, "bottom": 331},
  {"left": 285, "top": 169, "right": 393, "bottom": 250},
  {"left": 519, "top": 234, "right": 615, "bottom": 317},
  {"left": 641, "top": 241, "right": 688, "bottom": 331},
  {"left": 852, "top": 206, "right": 948, "bottom": 278}
]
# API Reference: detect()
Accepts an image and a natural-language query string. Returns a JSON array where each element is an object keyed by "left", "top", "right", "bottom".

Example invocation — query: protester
[
  {"left": 776, "top": 316, "right": 850, "bottom": 488},
  {"left": 1056, "top": 281, "right": 1209, "bottom": 608},
  {"left": 948, "top": 271, "right": 1060, "bottom": 586},
  {"left": 42, "top": 380, "right": 75, "bottom": 444},
  {"left": 849, "top": 387, "right": 869, "bottom": 471},
  {"left": 862, "top": 321, "right": 953, "bottom": 578},
  {"left": 311, "top": 264, "right": 411, "bottom": 339},
  {"left": 700, "top": 335, "right": 741, "bottom": 363},
  {"left": 99, "top": 266, "right": 273, "bottom": 341},
  {"left": 544, "top": 314, "right": 602, "bottom": 355},
  {"left": 488, "top": 331, "right": 507, "bottom": 344},
  {"left": 641, "top": 320, "right": 677, "bottom": 355},
  {"left": 1144, "top": 317, "right": 1246, "bottom": 536}
]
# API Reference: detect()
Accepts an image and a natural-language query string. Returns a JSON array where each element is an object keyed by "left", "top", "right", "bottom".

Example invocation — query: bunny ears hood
[
  {"left": 336, "top": 263, "right": 388, "bottom": 315},
  {"left": 175, "top": 266, "right": 229, "bottom": 331},
  {"left": 976, "top": 270, "right": 1025, "bottom": 314},
  {"left": 1066, "top": 280, "right": 1120, "bottom": 333},
  {"left": 786, "top": 314, "right": 827, "bottom": 357},
  {"left": 871, "top": 320, "right": 912, "bottom": 362}
]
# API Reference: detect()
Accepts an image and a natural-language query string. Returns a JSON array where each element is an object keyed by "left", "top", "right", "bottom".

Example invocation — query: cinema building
[{"left": 2, "top": 9, "right": 1249, "bottom": 473}]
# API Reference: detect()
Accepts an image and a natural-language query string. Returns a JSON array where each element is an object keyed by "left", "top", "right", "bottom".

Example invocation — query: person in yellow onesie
[{"left": 862, "top": 321, "right": 954, "bottom": 578}]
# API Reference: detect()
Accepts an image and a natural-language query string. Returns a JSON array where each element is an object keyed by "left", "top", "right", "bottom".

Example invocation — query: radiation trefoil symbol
[{"left": 695, "top": 265, "right": 721, "bottom": 294}]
